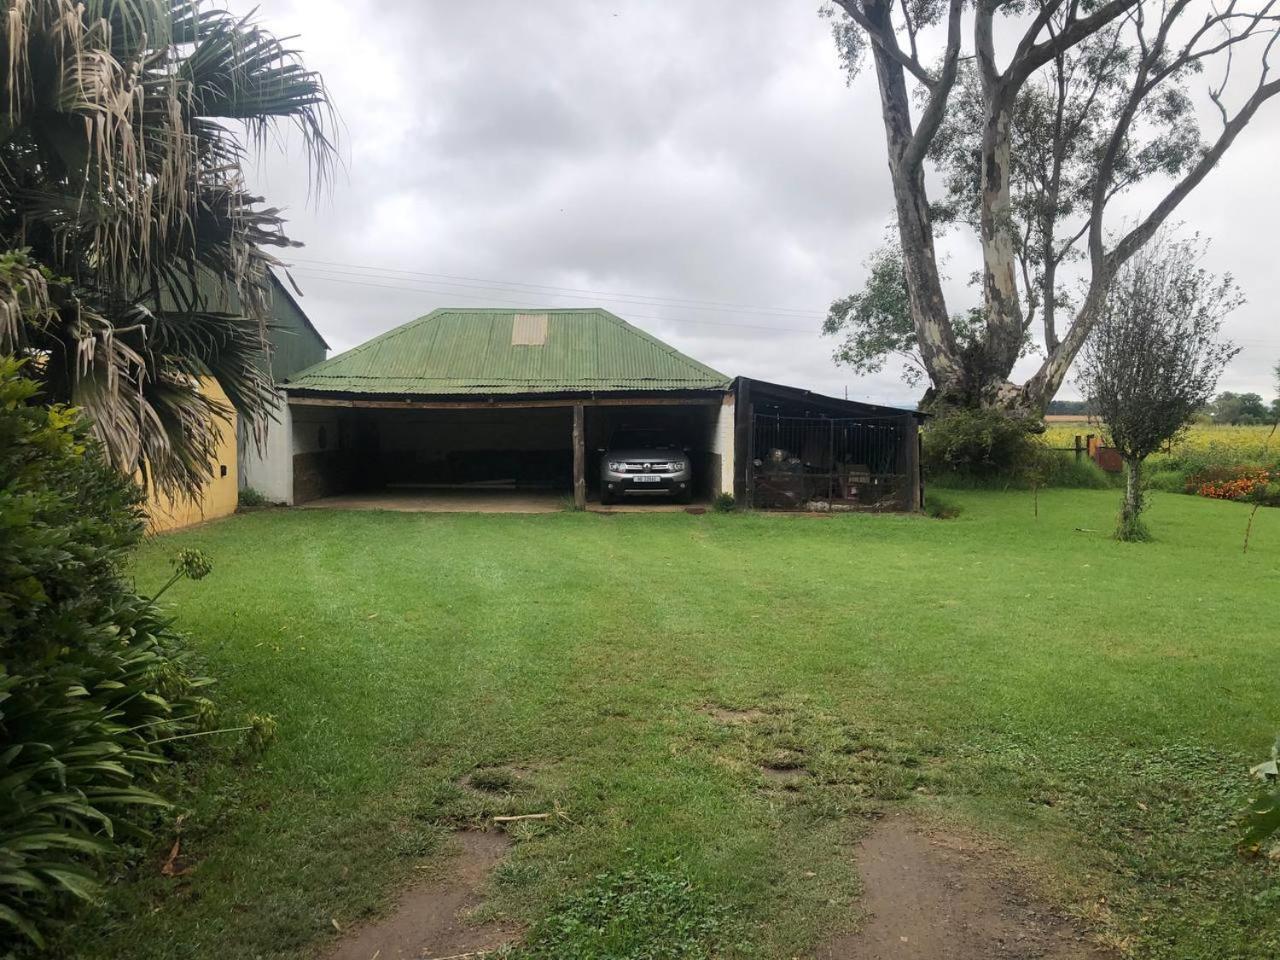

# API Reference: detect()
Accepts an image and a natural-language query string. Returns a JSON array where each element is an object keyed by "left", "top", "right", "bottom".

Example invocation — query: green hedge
[
  {"left": 1, "top": 359, "right": 217, "bottom": 948},
  {"left": 923, "top": 409, "right": 1116, "bottom": 490}
]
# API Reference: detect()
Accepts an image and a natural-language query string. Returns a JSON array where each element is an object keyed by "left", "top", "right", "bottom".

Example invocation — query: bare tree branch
[
  {"left": 832, "top": 0, "right": 939, "bottom": 87},
  {"left": 903, "top": 0, "right": 964, "bottom": 171},
  {"left": 898, "top": 0, "right": 920, "bottom": 61},
  {"left": 1086, "top": 0, "right": 1193, "bottom": 271},
  {"left": 1008, "top": 0, "right": 1143, "bottom": 89},
  {"left": 1111, "top": 74, "right": 1280, "bottom": 265}
]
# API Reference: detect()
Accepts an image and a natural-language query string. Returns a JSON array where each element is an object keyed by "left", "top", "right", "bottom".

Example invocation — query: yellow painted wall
[{"left": 145, "top": 377, "right": 238, "bottom": 533}]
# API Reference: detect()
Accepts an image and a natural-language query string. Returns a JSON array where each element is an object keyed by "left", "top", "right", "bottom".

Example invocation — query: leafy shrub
[
  {"left": 238, "top": 486, "right": 269, "bottom": 507},
  {"left": 923, "top": 408, "right": 1043, "bottom": 482},
  {"left": 0, "top": 360, "right": 216, "bottom": 948},
  {"left": 711, "top": 492, "right": 736, "bottom": 513}
]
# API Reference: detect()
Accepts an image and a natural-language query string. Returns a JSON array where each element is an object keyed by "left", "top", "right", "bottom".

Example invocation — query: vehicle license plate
[{"left": 634, "top": 474, "right": 661, "bottom": 483}]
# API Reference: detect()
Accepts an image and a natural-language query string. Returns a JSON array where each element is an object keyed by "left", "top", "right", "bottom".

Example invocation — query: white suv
[{"left": 599, "top": 429, "right": 693, "bottom": 505}]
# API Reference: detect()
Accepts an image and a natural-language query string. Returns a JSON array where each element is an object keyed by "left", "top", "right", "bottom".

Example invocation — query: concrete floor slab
[
  {"left": 301, "top": 489, "right": 566, "bottom": 513},
  {"left": 300, "top": 488, "right": 707, "bottom": 514}
]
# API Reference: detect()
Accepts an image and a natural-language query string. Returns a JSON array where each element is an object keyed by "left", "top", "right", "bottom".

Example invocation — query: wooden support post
[
  {"left": 733, "top": 379, "right": 752, "bottom": 503},
  {"left": 828, "top": 418, "right": 836, "bottom": 502},
  {"left": 900, "top": 414, "right": 921, "bottom": 512},
  {"left": 572, "top": 403, "right": 586, "bottom": 510},
  {"left": 918, "top": 429, "right": 925, "bottom": 510}
]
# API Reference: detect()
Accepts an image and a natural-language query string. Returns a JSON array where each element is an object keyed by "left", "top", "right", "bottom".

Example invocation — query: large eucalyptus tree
[
  {"left": 0, "top": 0, "right": 334, "bottom": 496},
  {"left": 823, "top": 0, "right": 1280, "bottom": 415}
]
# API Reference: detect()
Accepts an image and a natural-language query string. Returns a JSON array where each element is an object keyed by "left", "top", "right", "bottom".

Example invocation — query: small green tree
[{"left": 1078, "top": 235, "right": 1239, "bottom": 540}]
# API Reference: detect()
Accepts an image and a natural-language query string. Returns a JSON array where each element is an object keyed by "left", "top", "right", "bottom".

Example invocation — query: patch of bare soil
[
  {"left": 759, "top": 765, "right": 809, "bottom": 789},
  {"left": 818, "top": 816, "right": 1109, "bottom": 960},
  {"left": 462, "top": 764, "right": 531, "bottom": 796},
  {"left": 328, "top": 830, "right": 517, "bottom": 960},
  {"left": 701, "top": 704, "right": 767, "bottom": 724}
]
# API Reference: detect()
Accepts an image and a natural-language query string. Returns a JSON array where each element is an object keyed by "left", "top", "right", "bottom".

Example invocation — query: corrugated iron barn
[{"left": 259, "top": 307, "right": 923, "bottom": 511}]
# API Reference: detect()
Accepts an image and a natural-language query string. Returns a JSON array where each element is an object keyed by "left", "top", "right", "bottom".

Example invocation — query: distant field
[{"left": 1042, "top": 422, "right": 1278, "bottom": 465}]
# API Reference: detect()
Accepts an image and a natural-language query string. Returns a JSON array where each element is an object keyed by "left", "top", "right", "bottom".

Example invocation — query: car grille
[{"left": 619, "top": 461, "right": 675, "bottom": 473}]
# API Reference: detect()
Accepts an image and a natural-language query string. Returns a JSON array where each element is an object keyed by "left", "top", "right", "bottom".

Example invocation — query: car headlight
[
  {"left": 608, "top": 461, "right": 625, "bottom": 471},
  {"left": 670, "top": 461, "right": 686, "bottom": 472}
]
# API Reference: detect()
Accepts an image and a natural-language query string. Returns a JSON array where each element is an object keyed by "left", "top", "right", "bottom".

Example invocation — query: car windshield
[{"left": 609, "top": 429, "right": 677, "bottom": 450}]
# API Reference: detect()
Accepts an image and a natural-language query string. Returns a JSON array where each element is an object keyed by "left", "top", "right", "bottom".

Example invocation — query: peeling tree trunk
[
  {"left": 970, "top": 7, "right": 1028, "bottom": 410},
  {"left": 1023, "top": 280, "right": 1107, "bottom": 412},
  {"left": 1119, "top": 455, "right": 1145, "bottom": 540},
  {"left": 864, "top": 0, "right": 964, "bottom": 400},
  {"left": 979, "top": 103, "right": 1027, "bottom": 378}
]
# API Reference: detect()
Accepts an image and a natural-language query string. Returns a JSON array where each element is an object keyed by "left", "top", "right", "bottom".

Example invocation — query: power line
[
  {"left": 285, "top": 262, "right": 1280, "bottom": 350},
  {"left": 288, "top": 269, "right": 821, "bottom": 335},
  {"left": 285, "top": 256, "right": 827, "bottom": 319}
]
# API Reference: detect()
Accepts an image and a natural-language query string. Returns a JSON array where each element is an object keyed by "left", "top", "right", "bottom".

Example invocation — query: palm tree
[{"left": 0, "top": 0, "right": 335, "bottom": 497}]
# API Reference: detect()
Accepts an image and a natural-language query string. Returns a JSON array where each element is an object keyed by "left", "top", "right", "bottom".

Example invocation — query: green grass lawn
[{"left": 66, "top": 489, "right": 1280, "bottom": 959}]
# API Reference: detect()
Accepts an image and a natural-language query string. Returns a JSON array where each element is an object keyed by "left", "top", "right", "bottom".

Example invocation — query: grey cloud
[{"left": 248, "top": 0, "right": 1280, "bottom": 406}]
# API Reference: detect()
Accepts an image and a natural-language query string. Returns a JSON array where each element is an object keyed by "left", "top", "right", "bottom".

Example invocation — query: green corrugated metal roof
[{"left": 284, "top": 308, "right": 731, "bottom": 396}]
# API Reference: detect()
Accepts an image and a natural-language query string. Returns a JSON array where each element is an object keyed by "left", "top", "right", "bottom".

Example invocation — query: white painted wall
[
  {"left": 291, "top": 405, "right": 344, "bottom": 455},
  {"left": 711, "top": 394, "right": 735, "bottom": 497},
  {"left": 239, "top": 393, "right": 294, "bottom": 504}
]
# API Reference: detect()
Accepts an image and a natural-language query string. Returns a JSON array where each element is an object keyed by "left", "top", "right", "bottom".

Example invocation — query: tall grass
[{"left": 928, "top": 450, "right": 1116, "bottom": 490}]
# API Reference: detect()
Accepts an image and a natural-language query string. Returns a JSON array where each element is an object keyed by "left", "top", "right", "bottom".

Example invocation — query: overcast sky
[{"left": 243, "top": 1, "right": 1280, "bottom": 407}]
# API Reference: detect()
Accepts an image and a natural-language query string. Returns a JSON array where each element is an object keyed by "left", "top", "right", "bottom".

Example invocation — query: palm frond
[{"left": 0, "top": 0, "right": 337, "bottom": 499}]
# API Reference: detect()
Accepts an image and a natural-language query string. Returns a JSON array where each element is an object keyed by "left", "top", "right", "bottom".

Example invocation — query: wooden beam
[
  {"left": 287, "top": 395, "right": 723, "bottom": 411},
  {"left": 572, "top": 403, "right": 586, "bottom": 510}
]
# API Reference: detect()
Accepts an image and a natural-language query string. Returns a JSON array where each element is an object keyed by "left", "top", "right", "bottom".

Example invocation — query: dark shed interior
[
  {"left": 289, "top": 396, "right": 725, "bottom": 505},
  {"left": 734, "top": 378, "right": 922, "bottom": 511}
]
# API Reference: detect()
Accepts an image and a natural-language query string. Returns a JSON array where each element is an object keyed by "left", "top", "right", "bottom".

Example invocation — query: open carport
[
  {"left": 283, "top": 308, "right": 735, "bottom": 509},
  {"left": 288, "top": 395, "right": 728, "bottom": 508}
]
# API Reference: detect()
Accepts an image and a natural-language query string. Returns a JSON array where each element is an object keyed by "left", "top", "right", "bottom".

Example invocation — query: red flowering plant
[{"left": 1188, "top": 465, "right": 1272, "bottom": 501}]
